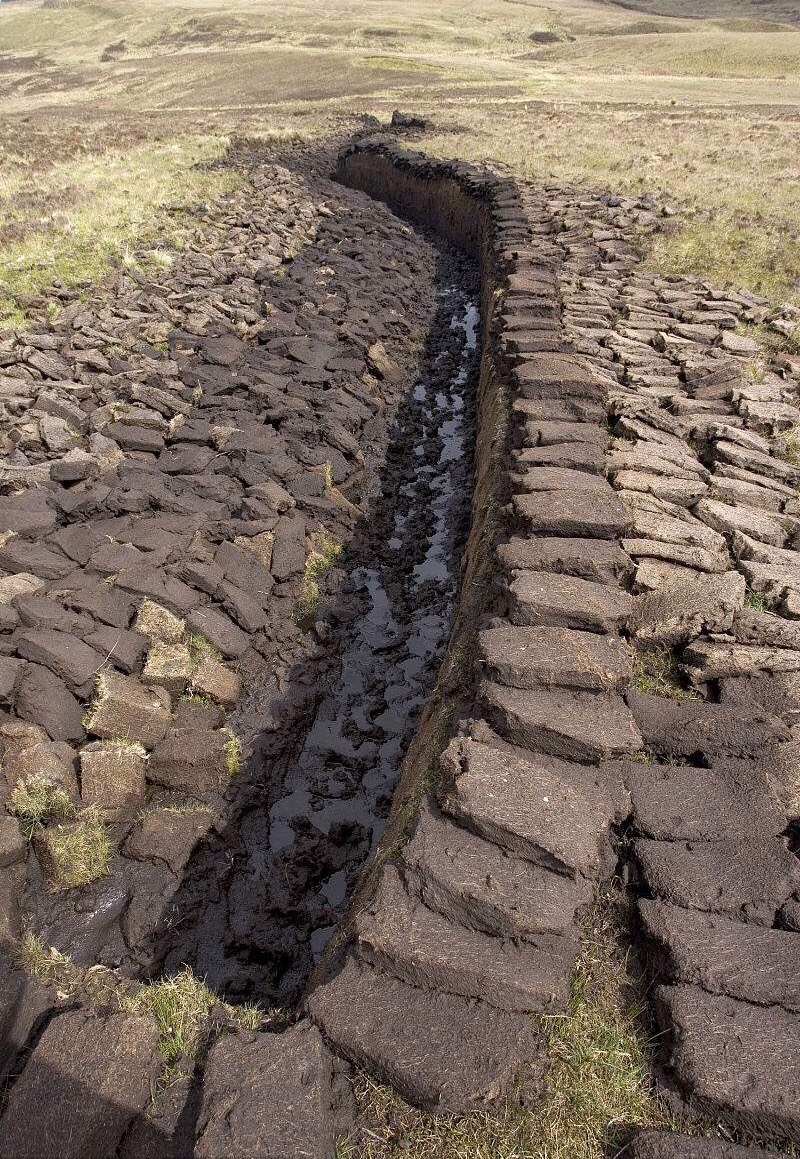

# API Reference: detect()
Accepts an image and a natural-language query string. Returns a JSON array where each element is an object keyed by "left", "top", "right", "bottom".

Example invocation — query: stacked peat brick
[
  {"left": 0, "top": 141, "right": 446, "bottom": 1157},
  {"left": 307, "top": 138, "right": 800, "bottom": 1158},
  {"left": 544, "top": 180, "right": 800, "bottom": 1148},
  {"left": 304, "top": 140, "right": 641, "bottom": 1115}
]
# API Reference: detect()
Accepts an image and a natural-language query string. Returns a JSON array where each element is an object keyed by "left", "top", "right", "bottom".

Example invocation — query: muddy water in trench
[{"left": 148, "top": 271, "right": 480, "bottom": 1006}]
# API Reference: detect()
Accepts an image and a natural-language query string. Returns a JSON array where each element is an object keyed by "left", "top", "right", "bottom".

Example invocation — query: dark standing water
[{"left": 147, "top": 269, "right": 480, "bottom": 1006}]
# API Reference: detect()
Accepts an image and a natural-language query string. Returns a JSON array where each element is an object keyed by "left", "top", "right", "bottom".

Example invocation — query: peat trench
[
  {"left": 146, "top": 277, "right": 479, "bottom": 1004},
  {"left": 3, "top": 130, "right": 800, "bottom": 1159}
]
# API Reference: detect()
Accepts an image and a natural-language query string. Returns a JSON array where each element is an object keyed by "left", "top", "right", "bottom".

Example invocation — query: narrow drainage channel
[{"left": 143, "top": 263, "right": 480, "bottom": 1007}]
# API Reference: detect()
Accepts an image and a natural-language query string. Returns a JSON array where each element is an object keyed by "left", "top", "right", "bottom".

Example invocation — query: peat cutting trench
[
  {"left": 146, "top": 273, "right": 479, "bottom": 1005},
  {"left": 1, "top": 125, "right": 800, "bottom": 1159}
]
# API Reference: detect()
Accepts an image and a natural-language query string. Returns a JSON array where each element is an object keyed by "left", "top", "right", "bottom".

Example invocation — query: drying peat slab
[
  {"left": 542, "top": 150, "right": 800, "bottom": 1148},
  {"left": 2, "top": 125, "right": 800, "bottom": 1158}
]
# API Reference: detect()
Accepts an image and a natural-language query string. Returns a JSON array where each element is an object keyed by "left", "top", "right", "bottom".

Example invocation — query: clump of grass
[
  {"left": 179, "top": 691, "right": 212, "bottom": 706},
  {"left": 776, "top": 426, "right": 800, "bottom": 467},
  {"left": 297, "top": 531, "right": 343, "bottom": 618},
  {"left": 744, "top": 589, "right": 771, "bottom": 613},
  {"left": 40, "top": 809, "right": 114, "bottom": 890},
  {"left": 740, "top": 321, "right": 800, "bottom": 368},
  {"left": 223, "top": 729, "right": 242, "bottom": 777},
  {"left": 338, "top": 901, "right": 671, "bottom": 1159},
  {"left": 743, "top": 358, "right": 766, "bottom": 385},
  {"left": 8, "top": 777, "right": 77, "bottom": 838},
  {"left": 186, "top": 633, "right": 223, "bottom": 666},
  {"left": 12, "top": 932, "right": 73, "bottom": 989},
  {"left": 631, "top": 644, "right": 698, "bottom": 702},
  {"left": 227, "top": 1002, "right": 267, "bottom": 1032},
  {"left": 14, "top": 938, "right": 269, "bottom": 1062},
  {"left": 124, "top": 968, "right": 218, "bottom": 1064},
  {"left": 13, "top": 932, "right": 119, "bottom": 1008},
  {"left": 125, "top": 967, "right": 282, "bottom": 1062}
]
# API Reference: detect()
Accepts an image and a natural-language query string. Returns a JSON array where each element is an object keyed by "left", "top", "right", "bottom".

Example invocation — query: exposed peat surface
[
  {"left": 5, "top": 125, "right": 800, "bottom": 1159},
  {"left": 144, "top": 276, "right": 479, "bottom": 1004}
]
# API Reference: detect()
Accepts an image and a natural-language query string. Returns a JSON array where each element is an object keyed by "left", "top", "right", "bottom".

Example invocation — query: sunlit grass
[
  {"left": 419, "top": 104, "right": 800, "bottom": 309},
  {"left": 121, "top": 969, "right": 273, "bottom": 1062},
  {"left": 123, "top": 968, "right": 218, "bottom": 1063},
  {"left": 0, "top": 135, "right": 238, "bottom": 326},
  {"left": 297, "top": 530, "right": 344, "bottom": 619},
  {"left": 39, "top": 809, "right": 114, "bottom": 891},
  {"left": 8, "top": 777, "right": 77, "bottom": 838}
]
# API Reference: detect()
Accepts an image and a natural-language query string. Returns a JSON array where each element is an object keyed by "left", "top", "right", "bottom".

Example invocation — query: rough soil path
[{"left": 0, "top": 127, "right": 799, "bottom": 1158}]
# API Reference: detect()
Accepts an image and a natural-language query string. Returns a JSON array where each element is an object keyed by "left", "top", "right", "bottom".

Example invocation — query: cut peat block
[
  {"left": 482, "top": 680, "right": 643, "bottom": 764},
  {"left": 655, "top": 984, "right": 800, "bottom": 1144},
  {"left": 509, "top": 570, "right": 632, "bottom": 633},
  {"left": 440, "top": 736, "right": 618, "bottom": 878},
  {"left": 0, "top": 1009, "right": 160, "bottom": 1159},
  {"left": 401, "top": 801, "right": 594, "bottom": 938},
  {"left": 305, "top": 954, "right": 545, "bottom": 1114},
  {"left": 194, "top": 1021, "right": 350, "bottom": 1159},
  {"left": 640, "top": 899, "right": 800, "bottom": 1012},
  {"left": 355, "top": 863, "right": 577, "bottom": 1013}
]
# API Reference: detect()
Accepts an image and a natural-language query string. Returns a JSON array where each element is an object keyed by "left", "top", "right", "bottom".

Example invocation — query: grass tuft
[
  {"left": 297, "top": 531, "right": 343, "bottom": 619},
  {"left": 123, "top": 967, "right": 217, "bottom": 1064},
  {"left": 631, "top": 644, "right": 699, "bottom": 702},
  {"left": 223, "top": 728, "right": 242, "bottom": 777},
  {"left": 186, "top": 633, "right": 223, "bottom": 666},
  {"left": 179, "top": 691, "right": 213, "bottom": 706},
  {"left": 12, "top": 932, "right": 72, "bottom": 988},
  {"left": 532, "top": 906, "right": 669, "bottom": 1157},
  {"left": 8, "top": 777, "right": 77, "bottom": 837},
  {"left": 41, "top": 809, "right": 114, "bottom": 890},
  {"left": 777, "top": 426, "right": 800, "bottom": 467},
  {"left": 227, "top": 1002, "right": 268, "bottom": 1031},
  {"left": 123, "top": 968, "right": 273, "bottom": 1063},
  {"left": 744, "top": 589, "right": 771, "bottom": 613},
  {"left": 94, "top": 737, "right": 148, "bottom": 753}
]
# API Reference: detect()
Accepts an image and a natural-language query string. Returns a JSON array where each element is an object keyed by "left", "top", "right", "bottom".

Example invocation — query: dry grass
[
  {"left": 14, "top": 934, "right": 273, "bottom": 1063},
  {"left": 631, "top": 644, "right": 699, "bottom": 702},
  {"left": 297, "top": 530, "right": 344, "bottom": 619},
  {"left": 223, "top": 728, "right": 242, "bottom": 777},
  {"left": 186, "top": 633, "right": 224, "bottom": 666},
  {"left": 13, "top": 931, "right": 73, "bottom": 988},
  {"left": 120, "top": 969, "right": 275, "bottom": 1062},
  {"left": 8, "top": 776, "right": 77, "bottom": 837},
  {"left": 123, "top": 967, "right": 218, "bottom": 1063},
  {"left": 338, "top": 901, "right": 672, "bottom": 1159},
  {"left": 775, "top": 425, "right": 800, "bottom": 467},
  {"left": 0, "top": 135, "right": 237, "bottom": 327},
  {"left": 39, "top": 809, "right": 114, "bottom": 890}
]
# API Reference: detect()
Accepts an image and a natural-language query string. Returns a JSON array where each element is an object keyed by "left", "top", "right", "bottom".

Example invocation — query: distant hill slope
[{"left": 609, "top": 0, "right": 800, "bottom": 26}]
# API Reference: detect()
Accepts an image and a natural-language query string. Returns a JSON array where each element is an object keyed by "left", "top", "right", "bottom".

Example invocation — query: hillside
[{"left": 610, "top": 0, "right": 800, "bottom": 27}]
